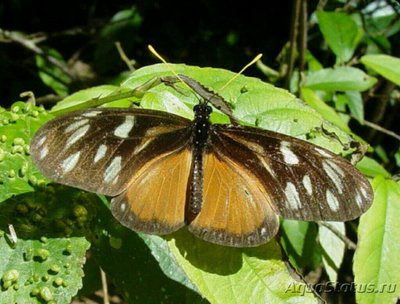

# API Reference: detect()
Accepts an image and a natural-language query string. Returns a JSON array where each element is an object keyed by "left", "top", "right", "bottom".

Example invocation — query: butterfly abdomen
[{"left": 186, "top": 103, "right": 213, "bottom": 222}]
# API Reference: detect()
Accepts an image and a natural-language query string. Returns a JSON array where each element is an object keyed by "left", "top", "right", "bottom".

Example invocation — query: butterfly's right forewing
[{"left": 210, "top": 124, "right": 373, "bottom": 222}]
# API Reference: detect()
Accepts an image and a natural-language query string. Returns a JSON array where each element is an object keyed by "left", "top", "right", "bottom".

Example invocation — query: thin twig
[
  {"left": 317, "top": 222, "right": 357, "bottom": 250},
  {"left": 352, "top": 114, "right": 400, "bottom": 142},
  {"left": 0, "top": 28, "right": 75, "bottom": 80},
  {"left": 285, "top": 0, "right": 302, "bottom": 90},
  {"left": 298, "top": 0, "right": 307, "bottom": 73},
  {"left": 115, "top": 41, "right": 136, "bottom": 71},
  {"left": 100, "top": 268, "right": 110, "bottom": 304}
]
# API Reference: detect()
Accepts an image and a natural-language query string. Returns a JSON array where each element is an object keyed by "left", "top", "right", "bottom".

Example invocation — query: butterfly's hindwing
[
  {"left": 31, "top": 108, "right": 192, "bottom": 196},
  {"left": 111, "top": 147, "right": 192, "bottom": 234},
  {"left": 210, "top": 124, "right": 373, "bottom": 221},
  {"left": 188, "top": 149, "right": 279, "bottom": 247}
]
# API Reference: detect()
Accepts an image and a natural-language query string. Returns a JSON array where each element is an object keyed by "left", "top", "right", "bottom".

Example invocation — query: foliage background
[{"left": 1, "top": 0, "right": 400, "bottom": 303}]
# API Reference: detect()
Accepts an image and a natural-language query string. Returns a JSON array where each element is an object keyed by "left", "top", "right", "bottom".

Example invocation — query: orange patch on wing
[
  {"left": 111, "top": 148, "right": 192, "bottom": 234},
  {"left": 188, "top": 152, "right": 279, "bottom": 247}
]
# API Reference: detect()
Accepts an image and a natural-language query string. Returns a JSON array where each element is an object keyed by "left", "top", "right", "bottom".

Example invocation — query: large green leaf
[
  {"left": 0, "top": 186, "right": 93, "bottom": 304},
  {"left": 317, "top": 11, "right": 363, "bottom": 63},
  {"left": 166, "top": 230, "right": 317, "bottom": 303},
  {"left": 0, "top": 102, "right": 52, "bottom": 203},
  {"left": 0, "top": 236, "right": 89, "bottom": 304},
  {"left": 304, "top": 67, "right": 377, "bottom": 92},
  {"left": 361, "top": 54, "right": 400, "bottom": 86},
  {"left": 354, "top": 176, "right": 400, "bottom": 304}
]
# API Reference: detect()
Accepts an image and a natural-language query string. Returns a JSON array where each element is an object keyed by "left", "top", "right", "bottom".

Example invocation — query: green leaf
[
  {"left": 35, "top": 48, "right": 71, "bottom": 96},
  {"left": 306, "top": 51, "right": 323, "bottom": 71},
  {"left": 301, "top": 87, "right": 350, "bottom": 132},
  {"left": 316, "top": 11, "right": 363, "bottom": 63},
  {"left": 0, "top": 186, "right": 92, "bottom": 304},
  {"left": 139, "top": 234, "right": 199, "bottom": 293},
  {"left": 0, "top": 102, "right": 52, "bottom": 203},
  {"left": 0, "top": 236, "right": 89, "bottom": 304},
  {"left": 280, "top": 220, "right": 321, "bottom": 269},
  {"left": 140, "top": 91, "right": 193, "bottom": 119},
  {"left": 319, "top": 222, "right": 345, "bottom": 282},
  {"left": 335, "top": 91, "right": 364, "bottom": 124},
  {"left": 343, "top": 91, "right": 364, "bottom": 124},
  {"left": 354, "top": 176, "right": 400, "bottom": 304},
  {"left": 356, "top": 156, "right": 390, "bottom": 178},
  {"left": 395, "top": 148, "right": 400, "bottom": 168},
  {"left": 304, "top": 67, "right": 377, "bottom": 92},
  {"left": 375, "top": 145, "right": 389, "bottom": 164},
  {"left": 166, "top": 230, "right": 318, "bottom": 303},
  {"left": 361, "top": 54, "right": 400, "bottom": 86},
  {"left": 363, "top": 5, "right": 400, "bottom": 38}
]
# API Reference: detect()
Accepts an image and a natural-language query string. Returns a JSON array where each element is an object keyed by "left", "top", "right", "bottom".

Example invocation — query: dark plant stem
[{"left": 285, "top": 0, "right": 302, "bottom": 90}]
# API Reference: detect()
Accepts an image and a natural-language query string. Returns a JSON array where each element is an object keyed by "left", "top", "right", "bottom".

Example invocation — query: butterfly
[{"left": 30, "top": 74, "right": 373, "bottom": 247}]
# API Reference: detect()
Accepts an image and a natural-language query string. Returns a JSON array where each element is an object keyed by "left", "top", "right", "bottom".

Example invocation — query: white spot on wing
[
  {"left": 315, "top": 147, "right": 332, "bottom": 158},
  {"left": 285, "top": 182, "right": 302, "bottom": 209},
  {"left": 120, "top": 203, "right": 126, "bottom": 212},
  {"left": 302, "top": 175, "right": 313, "bottom": 195},
  {"left": 114, "top": 116, "right": 135, "bottom": 138},
  {"left": 36, "top": 136, "right": 47, "bottom": 147},
  {"left": 66, "top": 124, "right": 90, "bottom": 148},
  {"left": 355, "top": 193, "right": 363, "bottom": 208},
  {"left": 61, "top": 151, "right": 81, "bottom": 173},
  {"left": 280, "top": 141, "right": 299, "bottom": 165},
  {"left": 40, "top": 146, "right": 49, "bottom": 159},
  {"left": 326, "top": 190, "right": 340, "bottom": 211},
  {"left": 64, "top": 119, "right": 89, "bottom": 133},
  {"left": 323, "top": 160, "right": 344, "bottom": 193},
  {"left": 360, "top": 186, "right": 368, "bottom": 198},
  {"left": 260, "top": 227, "right": 267, "bottom": 236},
  {"left": 104, "top": 156, "right": 122, "bottom": 183},
  {"left": 82, "top": 111, "right": 101, "bottom": 117},
  {"left": 94, "top": 144, "right": 107, "bottom": 163}
]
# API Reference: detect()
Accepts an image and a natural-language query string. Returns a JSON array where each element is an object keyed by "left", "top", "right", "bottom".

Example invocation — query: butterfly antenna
[
  {"left": 219, "top": 53, "right": 263, "bottom": 91},
  {"left": 148, "top": 45, "right": 191, "bottom": 90}
]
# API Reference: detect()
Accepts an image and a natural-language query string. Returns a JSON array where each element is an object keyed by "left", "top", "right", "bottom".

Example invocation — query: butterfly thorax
[{"left": 186, "top": 103, "right": 212, "bottom": 222}]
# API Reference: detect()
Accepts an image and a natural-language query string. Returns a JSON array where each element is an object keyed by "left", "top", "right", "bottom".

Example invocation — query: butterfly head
[{"left": 193, "top": 103, "right": 212, "bottom": 120}]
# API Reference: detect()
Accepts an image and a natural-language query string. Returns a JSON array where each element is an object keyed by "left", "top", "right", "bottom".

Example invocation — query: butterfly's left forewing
[
  {"left": 30, "top": 108, "right": 192, "bottom": 197},
  {"left": 210, "top": 124, "right": 373, "bottom": 221}
]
